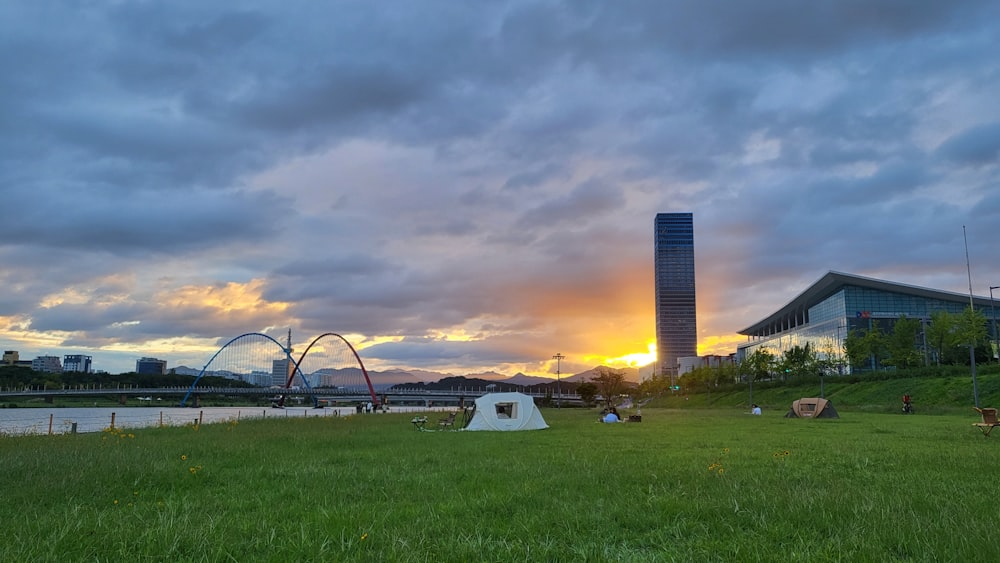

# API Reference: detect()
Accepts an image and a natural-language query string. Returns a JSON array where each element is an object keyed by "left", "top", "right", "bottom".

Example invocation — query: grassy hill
[{"left": 648, "top": 365, "right": 1000, "bottom": 415}]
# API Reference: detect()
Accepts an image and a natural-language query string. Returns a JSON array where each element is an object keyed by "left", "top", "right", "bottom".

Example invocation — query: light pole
[
  {"left": 552, "top": 353, "right": 565, "bottom": 408},
  {"left": 964, "top": 226, "right": 979, "bottom": 408},
  {"left": 991, "top": 286, "right": 999, "bottom": 364}
]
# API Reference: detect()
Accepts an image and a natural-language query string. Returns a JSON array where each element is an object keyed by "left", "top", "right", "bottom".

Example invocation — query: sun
[{"left": 600, "top": 341, "right": 657, "bottom": 368}]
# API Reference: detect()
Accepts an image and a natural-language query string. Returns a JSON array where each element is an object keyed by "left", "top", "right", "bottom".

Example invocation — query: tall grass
[{"left": 2, "top": 408, "right": 997, "bottom": 561}]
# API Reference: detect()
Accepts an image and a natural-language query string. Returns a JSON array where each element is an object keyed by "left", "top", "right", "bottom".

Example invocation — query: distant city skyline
[{"left": 0, "top": 345, "right": 656, "bottom": 381}]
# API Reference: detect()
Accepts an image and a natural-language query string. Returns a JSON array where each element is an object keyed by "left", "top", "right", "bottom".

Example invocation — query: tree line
[
  {"left": 0, "top": 366, "right": 254, "bottom": 390},
  {"left": 638, "top": 306, "right": 995, "bottom": 397}
]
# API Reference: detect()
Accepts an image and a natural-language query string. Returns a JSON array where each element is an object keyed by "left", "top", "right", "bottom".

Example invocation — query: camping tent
[
  {"left": 464, "top": 392, "right": 549, "bottom": 431},
  {"left": 785, "top": 397, "right": 840, "bottom": 418}
]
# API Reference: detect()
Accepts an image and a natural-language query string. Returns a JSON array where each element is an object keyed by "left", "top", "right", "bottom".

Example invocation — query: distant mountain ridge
[{"left": 170, "top": 365, "right": 641, "bottom": 385}]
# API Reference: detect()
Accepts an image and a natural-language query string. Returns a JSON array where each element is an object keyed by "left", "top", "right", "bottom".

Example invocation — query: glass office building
[
  {"left": 136, "top": 357, "right": 167, "bottom": 375},
  {"left": 654, "top": 213, "right": 697, "bottom": 377},
  {"left": 63, "top": 354, "right": 92, "bottom": 373},
  {"left": 736, "top": 271, "right": 1000, "bottom": 371}
]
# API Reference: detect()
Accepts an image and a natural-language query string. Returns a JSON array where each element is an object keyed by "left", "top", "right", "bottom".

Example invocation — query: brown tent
[{"left": 784, "top": 397, "right": 839, "bottom": 418}]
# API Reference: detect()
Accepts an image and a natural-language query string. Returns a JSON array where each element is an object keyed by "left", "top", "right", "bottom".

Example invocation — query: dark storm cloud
[
  {"left": 582, "top": 0, "right": 977, "bottom": 60},
  {"left": 936, "top": 122, "right": 1000, "bottom": 166},
  {"left": 516, "top": 180, "right": 626, "bottom": 229},
  {"left": 2, "top": 0, "right": 999, "bottom": 375},
  {"left": 0, "top": 184, "right": 292, "bottom": 255}
]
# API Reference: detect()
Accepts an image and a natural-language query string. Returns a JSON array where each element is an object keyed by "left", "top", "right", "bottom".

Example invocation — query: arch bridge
[{"left": 180, "top": 331, "right": 377, "bottom": 407}]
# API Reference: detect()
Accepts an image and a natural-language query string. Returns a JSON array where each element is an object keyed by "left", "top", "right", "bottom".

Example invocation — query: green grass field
[{"left": 3, "top": 402, "right": 998, "bottom": 562}]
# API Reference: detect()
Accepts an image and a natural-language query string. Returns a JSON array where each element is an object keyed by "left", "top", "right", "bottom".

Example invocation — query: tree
[
  {"left": 591, "top": 367, "right": 627, "bottom": 408},
  {"left": 818, "top": 336, "right": 845, "bottom": 376},
  {"left": 679, "top": 366, "right": 723, "bottom": 399},
  {"left": 953, "top": 306, "right": 990, "bottom": 366},
  {"left": 925, "top": 310, "right": 956, "bottom": 366},
  {"left": 843, "top": 328, "right": 869, "bottom": 372},
  {"left": 955, "top": 306, "right": 989, "bottom": 350},
  {"left": 637, "top": 373, "right": 671, "bottom": 399},
  {"left": 863, "top": 324, "right": 888, "bottom": 370},
  {"left": 576, "top": 382, "right": 598, "bottom": 407},
  {"left": 739, "top": 348, "right": 774, "bottom": 384},
  {"left": 845, "top": 324, "right": 888, "bottom": 371},
  {"left": 779, "top": 343, "right": 819, "bottom": 378},
  {"left": 885, "top": 315, "right": 924, "bottom": 369},
  {"left": 739, "top": 349, "right": 774, "bottom": 405}
]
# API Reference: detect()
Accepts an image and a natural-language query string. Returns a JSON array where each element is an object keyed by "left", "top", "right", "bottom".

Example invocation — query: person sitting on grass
[
  {"left": 603, "top": 407, "right": 620, "bottom": 423},
  {"left": 751, "top": 404, "right": 762, "bottom": 415}
]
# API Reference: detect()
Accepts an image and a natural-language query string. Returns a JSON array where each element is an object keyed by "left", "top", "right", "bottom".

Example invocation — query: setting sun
[{"left": 595, "top": 341, "right": 657, "bottom": 369}]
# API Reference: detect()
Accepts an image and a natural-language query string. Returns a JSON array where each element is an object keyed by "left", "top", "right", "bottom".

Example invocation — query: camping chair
[
  {"left": 973, "top": 408, "right": 1000, "bottom": 437},
  {"left": 438, "top": 412, "right": 457, "bottom": 428},
  {"left": 410, "top": 416, "right": 428, "bottom": 431},
  {"left": 459, "top": 403, "right": 476, "bottom": 429}
]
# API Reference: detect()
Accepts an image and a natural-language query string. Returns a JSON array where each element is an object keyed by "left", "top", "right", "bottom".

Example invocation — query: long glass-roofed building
[{"left": 736, "top": 271, "right": 999, "bottom": 371}]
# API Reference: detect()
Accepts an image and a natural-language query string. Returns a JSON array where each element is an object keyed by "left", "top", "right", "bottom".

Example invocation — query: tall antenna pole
[
  {"left": 552, "top": 353, "right": 565, "bottom": 409},
  {"left": 965, "top": 226, "right": 975, "bottom": 308},
  {"left": 286, "top": 328, "right": 295, "bottom": 386},
  {"left": 964, "top": 226, "right": 980, "bottom": 407}
]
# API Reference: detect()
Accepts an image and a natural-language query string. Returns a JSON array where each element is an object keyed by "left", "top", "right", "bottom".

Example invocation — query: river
[{"left": 0, "top": 404, "right": 444, "bottom": 436}]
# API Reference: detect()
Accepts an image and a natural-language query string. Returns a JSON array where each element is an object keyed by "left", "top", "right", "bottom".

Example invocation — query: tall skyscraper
[{"left": 654, "top": 213, "right": 697, "bottom": 378}]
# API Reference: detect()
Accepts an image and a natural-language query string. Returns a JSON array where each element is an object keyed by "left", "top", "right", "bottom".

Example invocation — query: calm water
[{"left": 0, "top": 404, "right": 440, "bottom": 436}]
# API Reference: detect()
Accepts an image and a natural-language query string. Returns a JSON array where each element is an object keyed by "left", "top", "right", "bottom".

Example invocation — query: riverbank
[{"left": 0, "top": 404, "right": 453, "bottom": 436}]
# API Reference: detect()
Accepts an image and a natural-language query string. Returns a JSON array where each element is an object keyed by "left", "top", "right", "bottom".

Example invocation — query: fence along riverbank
[
  {"left": 0, "top": 404, "right": 455, "bottom": 436},
  {"left": 0, "top": 406, "right": 346, "bottom": 436}
]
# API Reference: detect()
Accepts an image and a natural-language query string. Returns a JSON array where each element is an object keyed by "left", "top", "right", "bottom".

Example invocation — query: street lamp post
[
  {"left": 552, "top": 353, "right": 565, "bottom": 408},
  {"left": 991, "top": 286, "right": 999, "bottom": 364}
]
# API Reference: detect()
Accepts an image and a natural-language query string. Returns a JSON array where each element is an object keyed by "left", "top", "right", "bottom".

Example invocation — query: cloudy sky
[{"left": 2, "top": 1, "right": 999, "bottom": 377}]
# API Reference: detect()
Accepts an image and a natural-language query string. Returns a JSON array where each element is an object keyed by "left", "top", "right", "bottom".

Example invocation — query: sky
[{"left": 2, "top": 1, "right": 999, "bottom": 377}]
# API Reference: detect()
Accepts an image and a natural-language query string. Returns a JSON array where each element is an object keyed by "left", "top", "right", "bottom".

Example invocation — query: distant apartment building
[
  {"left": 136, "top": 357, "right": 167, "bottom": 375},
  {"left": 2, "top": 350, "right": 18, "bottom": 365},
  {"left": 32, "top": 356, "right": 63, "bottom": 373},
  {"left": 248, "top": 370, "right": 273, "bottom": 386},
  {"left": 63, "top": 354, "right": 93, "bottom": 373},
  {"left": 213, "top": 370, "right": 241, "bottom": 381},
  {"left": 272, "top": 358, "right": 294, "bottom": 387},
  {"left": 654, "top": 212, "right": 697, "bottom": 378}
]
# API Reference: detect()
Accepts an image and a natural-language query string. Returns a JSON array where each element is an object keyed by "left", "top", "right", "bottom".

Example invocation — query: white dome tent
[{"left": 464, "top": 392, "right": 549, "bottom": 431}]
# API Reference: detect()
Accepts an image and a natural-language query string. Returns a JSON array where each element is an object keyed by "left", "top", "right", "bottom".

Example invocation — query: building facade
[
  {"left": 31, "top": 356, "right": 63, "bottom": 373},
  {"left": 136, "top": 357, "right": 167, "bottom": 375},
  {"left": 654, "top": 213, "right": 697, "bottom": 378},
  {"left": 272, "top": 359, "right": 294, "bottom": 387},
  {"left": 63, "top": 354, "right": 93, "bottom": 373},
  {"left": 2, "top": 351, "right": 18, "bottom": 365},
  {"left": 737, "top": 271, "right": 1000, "bottom": 371}
]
